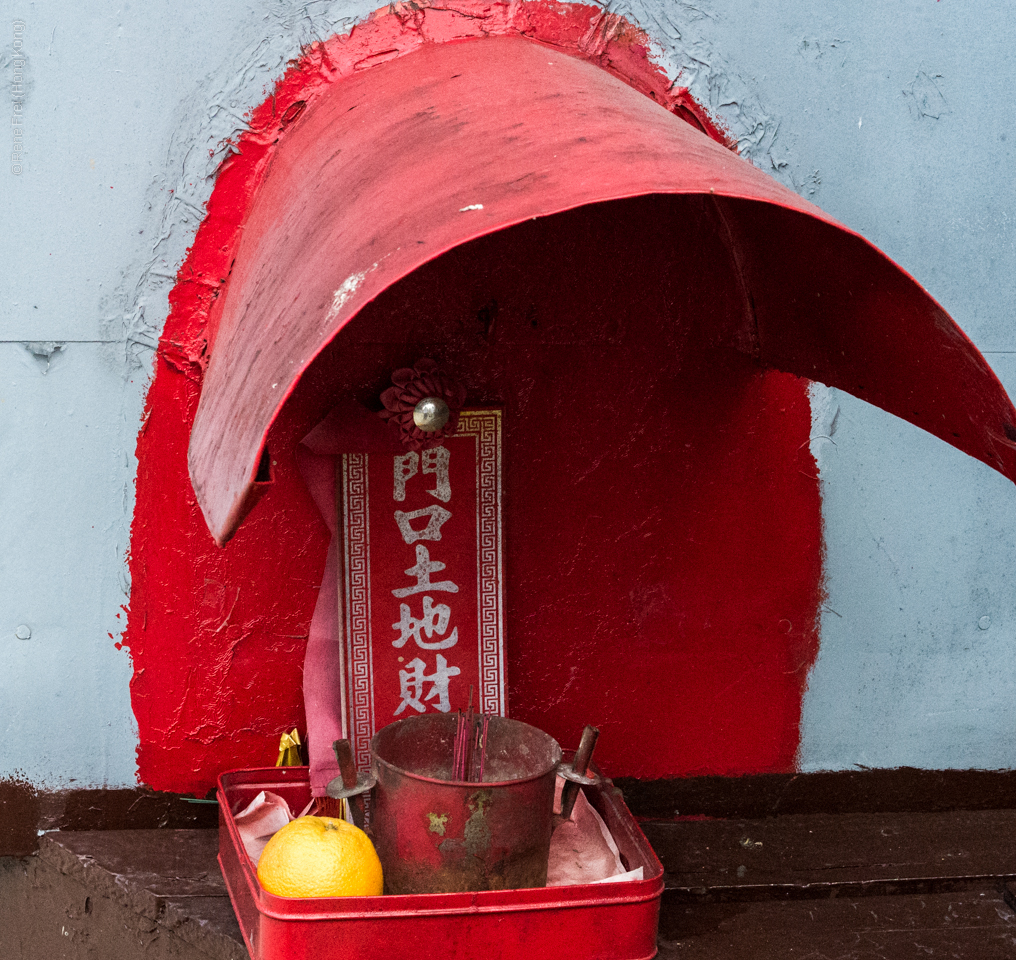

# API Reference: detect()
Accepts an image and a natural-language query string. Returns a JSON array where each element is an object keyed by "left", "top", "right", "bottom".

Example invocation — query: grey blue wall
[{"left": 3, "top": 0, "right": 1013, "bottom": 788}]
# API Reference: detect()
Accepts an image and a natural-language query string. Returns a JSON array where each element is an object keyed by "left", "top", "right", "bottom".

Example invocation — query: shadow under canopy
[{"left": 188, "top": 33, "right": 1016, "bottom": 545}]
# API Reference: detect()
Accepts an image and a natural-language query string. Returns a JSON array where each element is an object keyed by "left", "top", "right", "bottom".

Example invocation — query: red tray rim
[{"left": 218, "top": 765, "right": 665, "bottom": 922}]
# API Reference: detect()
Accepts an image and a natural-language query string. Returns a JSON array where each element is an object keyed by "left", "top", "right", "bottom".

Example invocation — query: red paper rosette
[{"left": 379, "top": 358, "right": 467, "bottom": 449}]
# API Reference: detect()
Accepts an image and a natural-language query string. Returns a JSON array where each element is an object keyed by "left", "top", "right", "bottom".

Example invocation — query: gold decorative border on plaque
[
  {"left": 456, "top": 410, "right": 505, "bottom": 717},
  {"left": 342, "top": 453, "right": 375, "bottom": 770}
]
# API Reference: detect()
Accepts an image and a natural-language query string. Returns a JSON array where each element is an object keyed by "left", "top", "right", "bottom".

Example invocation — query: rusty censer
[{"left": 369, "top": 714, "right": 562, "bottom": 894}]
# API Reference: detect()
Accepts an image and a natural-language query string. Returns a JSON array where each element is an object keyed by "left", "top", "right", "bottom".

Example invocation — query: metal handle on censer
[
  {"left": 557, "top": 725, "right": 601, "bottom": 820},
  {"left": 326, "top": 738, "right": 376, "bottom": 830}
]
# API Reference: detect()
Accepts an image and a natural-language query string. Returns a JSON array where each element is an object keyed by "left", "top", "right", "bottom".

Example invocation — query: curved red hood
[{"left": 189, "top": 34, "right": 1016, "bottom": 544}]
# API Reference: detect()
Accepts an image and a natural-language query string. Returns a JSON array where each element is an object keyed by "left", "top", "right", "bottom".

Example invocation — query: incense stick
[{"left": 451, "top": 685, "right": 491, "bottom": 782}]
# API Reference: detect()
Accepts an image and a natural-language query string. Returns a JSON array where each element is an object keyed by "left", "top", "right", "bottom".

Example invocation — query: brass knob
[{"left": 413, "top": 396, "right": 451, "bottom": 432}]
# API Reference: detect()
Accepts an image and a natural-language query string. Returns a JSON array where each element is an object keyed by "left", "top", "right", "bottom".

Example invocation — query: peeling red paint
[{"left": 124, "top": 0, "right": 818, "bottom": 794}]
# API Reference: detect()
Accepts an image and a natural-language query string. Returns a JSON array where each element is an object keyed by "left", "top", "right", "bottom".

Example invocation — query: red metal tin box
[{"left": 218, "top": 765, "right": 664, "bottom": 960}]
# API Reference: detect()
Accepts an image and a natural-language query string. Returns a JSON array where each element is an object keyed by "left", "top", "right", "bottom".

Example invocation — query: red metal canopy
[{"left": 190, "top": 34, "right": 1016, "bottom": 545}]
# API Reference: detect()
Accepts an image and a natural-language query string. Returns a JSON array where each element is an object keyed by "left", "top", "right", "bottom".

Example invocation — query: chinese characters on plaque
[{"left": 339, "top": 410, "right": 504, "bottom": 767}]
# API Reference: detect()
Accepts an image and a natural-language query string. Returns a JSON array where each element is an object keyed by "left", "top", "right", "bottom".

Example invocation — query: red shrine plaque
[{"left": 338, "top": 410, "right": 505, "bottom": 767}]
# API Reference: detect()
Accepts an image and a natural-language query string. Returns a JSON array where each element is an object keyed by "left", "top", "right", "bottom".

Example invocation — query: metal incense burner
[{"left": 369, "top": 714, "right": 563, "bottom": 895}]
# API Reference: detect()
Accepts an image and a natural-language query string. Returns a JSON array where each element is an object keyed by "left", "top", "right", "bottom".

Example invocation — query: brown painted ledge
[
  {"left": 0, "top": 781, "right": 219, "bottom": 858},
  {"left": 0, "top": 830, "right": 245, "bottom": 960},
  {"left": 614, "top": 767, "right": 1016, "bottom": 819},
  {"left": 6, "top": 768, "right": 1016, "bottom": 858},
  {"left": 3, "top": 810, "right": 1016, "bottom": 959}
]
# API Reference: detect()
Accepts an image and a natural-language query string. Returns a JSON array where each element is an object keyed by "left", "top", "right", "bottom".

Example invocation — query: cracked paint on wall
[{"left": 121, "top": 0, "right": 822, "bottom": 794}]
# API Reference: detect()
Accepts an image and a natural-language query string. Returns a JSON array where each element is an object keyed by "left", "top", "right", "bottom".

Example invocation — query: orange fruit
[{"left": 257, "top": 816, "right": 384, "bottom": 898}]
